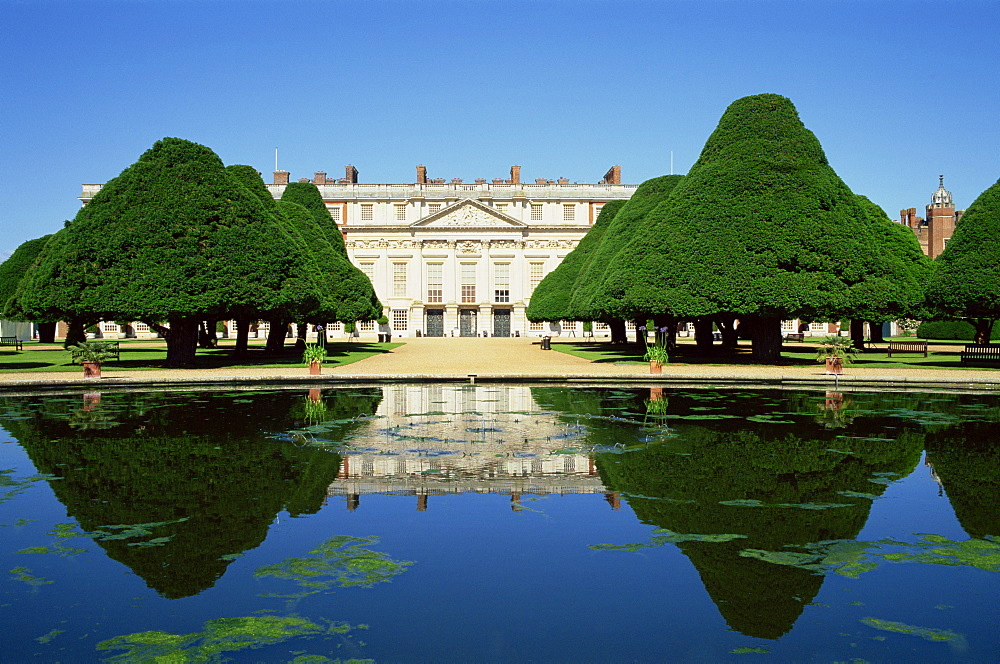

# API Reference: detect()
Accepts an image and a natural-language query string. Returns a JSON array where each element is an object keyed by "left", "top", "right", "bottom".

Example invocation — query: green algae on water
[
  {"left": 730, "top": 646, "right": 770, "bottom": 654},
  {"left": 590, "top": 529, "right": 747, "bottom": 552},
  {"left": 255, "top": 535, "right": 412, "bottom": 596},
  {"left": 97, "top": 615, "right": 359, "bottom": 662},
  {"left": 36, "top": 629, "right": 65, "bottom": 644},
  {"left": 859, "top": 617, "right": 962, "bottom": 642},
  {"left": 10, "top": 566, "right": 53, "bottom": 587}
]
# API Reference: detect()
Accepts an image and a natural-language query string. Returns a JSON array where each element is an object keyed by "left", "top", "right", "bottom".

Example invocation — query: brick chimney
[
  {"left": 510, "top": 165, "right": 521, "bottom": 184},
  {"left": 416, "top": 165, "right": 427, "bottom": 184},
  {"left": 345, "top": 165, "right": 358, "bottom": 184},
  {"left": 602, "top": 165, "right": 621, "bottom": 185},
  {"left": 313, "top": 171, "right": 327, "bottom": 185},
  {"left": 273, "top": 171, "right": 290, "bottom": 185}
]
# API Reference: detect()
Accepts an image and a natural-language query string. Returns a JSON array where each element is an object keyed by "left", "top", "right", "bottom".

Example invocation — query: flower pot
[
  {"left": 309, "top": 360, "right": 322, "bottom": 375},
  {"left": 649, "top": 360, "right": 663, "bottom": 374},
  {"left": 824, "top": 357, "right": 843, "bottom": 375},
  {"left": 82, "top": 361, "right": 102, "bottom": 379}
]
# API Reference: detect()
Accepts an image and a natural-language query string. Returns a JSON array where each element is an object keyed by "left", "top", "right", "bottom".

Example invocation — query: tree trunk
[
  {"left": 164, "top": 316, "right": 200, "bottom": 367},
  {"left": 233, "top": 318, "right": 251, "bottom": 358},
  {"left": 264, "top": 317, "right": 287, "bottom": 353},
  {"left": 748, "top": 315, "right": 782, "bottom": 362},
  {"left": 716, "top": 315, "right": 739, "bottom": 348},
  {"left": 608, "top": 320, "right": 627, "bottom": 345},
  {"left": 294, "top": 321, "right": 308, "bottom": 350},
  {"left": 850, "top": 319, "right": 866, "bottom": 350},
  {"left": 693, "top": 317, "right": 714, "bottom": 352},
  {"left": 972, "top": 318, "right": 995, "bottom": 345},
  {"left": 868, "top": 321, "right": 885, "bottom": 344},
  {"left": 63, "top": 318, "right": 89, "bottom": 348},
  {"left": 37, "top": 322, "right": 57, "bottom": 343}
]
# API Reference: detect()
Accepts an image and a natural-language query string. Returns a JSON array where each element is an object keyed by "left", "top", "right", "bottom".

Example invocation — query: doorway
[{"left": 459, "top": 310, "right": 477, "bottom": 337}]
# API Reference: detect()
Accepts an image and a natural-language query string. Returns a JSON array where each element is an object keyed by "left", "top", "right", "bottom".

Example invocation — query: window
[
  {"left": 529, "top": 321, "right": 545, "bottom": 332},
  {"left": 495, "top": 203, "right": 508, "bottom": 214},
  {"left": 461, "top": 263, "right": 477, "bottom": 303},
  {"left": 329, "top": 206, "right": 341, "bottom": 223},
  {"left": 134, "top": 322, "right": 150, "bottom": 333},
  {"left": 360, "top": 320, "right": 375, "bottom": 331},
  {"left": 395, "top": 204, "right": 406, "bottom": 221},
  {"left": 393, "top": 309, "right": 408, "bottom": 331},
  {"left": 810, "top": 322, "right": 827, "bottom": 334},
  {"left": 329, "top": 321, "right": 342, "bottom": 331},
  {"left": 426, "top": 263, "right": 443, "bottom": 303},
  {"left": 393, "top": 262, "right": 407, "bottom": 297},
  {"left": 596, "top": 322, "right": 609, "bottom": 331},
  {"left": 361, "top": 204, "right": 373, "bottom": 221},
  {"left": 359, "top": 262, "right": 375, "bottom": 279},
  {"left": 530, "top": 204, "right": 542, "bottom": 221},
  {"left": 428, "top": 203, "right": 441, "bottom": 215},
  {"left": 593, "top": 204, "right": 604, "bottom": 220},
  {"left": 529, "top": 262, "right": 544, "bottom": 293},
  {"left": 563, "top": 204, "right": 575, "bottom": 222},
  {"left": 560, "top": 320, "right": 577, "bottom": 331},
  {"left": 781, "top": 320, "right": 796, "bottom": 332},
  {"left": 626, "top": 321, "right": 636, "bottom": 332},
  {"left": 494, "top": 263, "right": 510, "bottom": 303}
]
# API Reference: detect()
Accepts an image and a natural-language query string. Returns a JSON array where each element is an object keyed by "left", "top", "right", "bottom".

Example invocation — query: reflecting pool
[{"left": 0, "top": 384, "right": 997, "bottom": 662}]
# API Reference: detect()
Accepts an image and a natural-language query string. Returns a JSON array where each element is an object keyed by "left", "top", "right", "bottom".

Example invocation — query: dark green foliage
[
  {"left": 0, "top": 234, "right": 51, "bottom": 318},
  {"left": 569, "top": 176, "right": 683, "bottom": 321},
  {"left": 280, "top": 182, "right": 348, "bottom": 256},
  {"left": 916, "top": 319, "right": 1000, "bottom": 340},
  {"left": 526, "top": 199, "right": 626, "bottom": 322},
  {"left": 926, "top": 178, "right": 1000, "bottom": 331},
  {"left": 596, "top": 95, "right": 929, "bottom": 359},
  {"left": 926, "top": 427, "right": 1000, "bottom": 539}
]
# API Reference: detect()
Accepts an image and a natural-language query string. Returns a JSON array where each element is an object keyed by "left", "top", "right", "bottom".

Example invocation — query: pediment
[{"left": 411, "top": 199, "right": 527, "bottom": 228}]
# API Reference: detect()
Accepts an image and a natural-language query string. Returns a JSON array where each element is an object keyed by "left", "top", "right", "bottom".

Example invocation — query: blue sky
[{"left": 2, "top": 0, "right": 998, "bottom": 257}]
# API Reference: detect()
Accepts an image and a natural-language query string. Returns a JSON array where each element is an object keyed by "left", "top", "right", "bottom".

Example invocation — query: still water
[{"left": 0, "top": 384, "right": 997, "bottom": 662}]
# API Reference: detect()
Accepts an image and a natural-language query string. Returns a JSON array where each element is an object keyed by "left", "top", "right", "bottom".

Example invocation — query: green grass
[
  {"left": 551, "top": 337, "right": 1000, "bottom": 371},
  {"left": 0, "top": 338, "right": 402, "bottom": 373}
]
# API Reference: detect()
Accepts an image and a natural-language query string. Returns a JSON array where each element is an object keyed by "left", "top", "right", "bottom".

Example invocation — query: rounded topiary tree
[
  {"left": 16, "top": 138, "right": 299, "bottom": 366},
  {"left": 602, "top": 94, "right": 929, "bottom": 361},
  {"left": 926, "top": 177, "right": 1000, "bottom": 344},
  {"left": 0, "top": 234, "right": 55, "bottom": 341}
]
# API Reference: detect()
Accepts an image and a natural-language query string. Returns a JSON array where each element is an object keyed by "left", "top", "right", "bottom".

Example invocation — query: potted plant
[
  {"left": 67, "top": 340, "right": 118, "bottom": 378},
  {"left": 640, "top": 325, "right": 669, "bottom": 374},
  {"left": 377, "top": 315, "right": 390, "bottom": 342},
  {"left": 815, "top": 335, "right": 859, "bottom": 375},
  {"left": 302, "top": 343, "right": 328, "bottom": 375}
]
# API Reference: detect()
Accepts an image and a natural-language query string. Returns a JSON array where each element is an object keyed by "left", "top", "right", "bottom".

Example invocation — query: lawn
[
  {"left": 0, "top": 338, "right": 402, "bottom": 373},
  {"left": 551, "top": 336, "right": 999, "bottom": 371}
]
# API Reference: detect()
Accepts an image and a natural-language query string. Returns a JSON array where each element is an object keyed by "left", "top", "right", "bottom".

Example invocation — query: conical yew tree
[
  {"left": 602, "top": 94, "right": 928, "bottom": 361},
  {"left": 926, "top": 177, "right": 1000, "bottom": 343},
  {"left": 16, "top": 138, "right": 297, "bottom": 366}
]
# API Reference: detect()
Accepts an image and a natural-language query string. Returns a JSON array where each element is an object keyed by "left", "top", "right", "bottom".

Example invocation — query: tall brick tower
[{"left": 926, "top": 175, "right": 956, "bottom": 259}]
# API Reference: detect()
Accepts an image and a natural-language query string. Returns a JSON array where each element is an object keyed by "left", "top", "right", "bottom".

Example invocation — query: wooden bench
[
  {"left": 783, "top": 333, "right": 804, "bottom": 342},
  {"left": 887, "top": 340, "right": 928, "bottom": 357},
  {"left": 960, "top": 344, "right": 1000, "bottom": 365},
  {"left": 0, "top": 336, "right": 23, "bottom": 351}
]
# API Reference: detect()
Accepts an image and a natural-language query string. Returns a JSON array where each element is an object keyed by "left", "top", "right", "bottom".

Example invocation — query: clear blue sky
[{"left": 2, "top": 0, "right": 998, "bottom": 258}]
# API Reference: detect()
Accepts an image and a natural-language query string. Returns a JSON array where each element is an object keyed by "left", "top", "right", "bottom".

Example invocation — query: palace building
[
  {"left": 899, "top": 176, "right": 965, "bottom": 259},
  {"left": 265, "top": 164, "right": 636, "bottom": 338}
]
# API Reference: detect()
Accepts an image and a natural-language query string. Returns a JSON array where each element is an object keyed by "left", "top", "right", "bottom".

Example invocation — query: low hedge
[{"left": 916, "top": 320, "right": 1000, "bottom": 341}]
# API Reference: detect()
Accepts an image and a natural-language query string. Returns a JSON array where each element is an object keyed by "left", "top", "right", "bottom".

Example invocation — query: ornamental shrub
[{"left": 916, "top": 320, "right": 1000, "bottom": 340}]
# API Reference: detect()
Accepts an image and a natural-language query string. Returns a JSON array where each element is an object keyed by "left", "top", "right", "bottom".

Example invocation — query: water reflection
[{"left": 0, "top": 389, "right": 381, "bottom": 598}]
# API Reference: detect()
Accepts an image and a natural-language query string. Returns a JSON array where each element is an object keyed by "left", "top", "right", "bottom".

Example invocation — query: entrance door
[
  {"left": 425, "top": 309, "right": 444, "bottom": 337},
  {"left": 459, "top": 310, "right": 477, "bottom": 337},
  {"left": 493, "top": 309, "right": 511, "bottom": 337}
]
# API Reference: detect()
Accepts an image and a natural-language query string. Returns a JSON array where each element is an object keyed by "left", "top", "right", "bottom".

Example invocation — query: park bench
[
  {"left": 70, "top": 340, "right": 120, "bottom": 363},
  {"left": 960, "top": 344, "right": 1000, "bottom": 366},
  {"left": 0, "top": 336, "right": 23, "bottom": 351},
  {"left": 783, "top": 333, "right": 804, "bottom": 342},
  {"left": 887, "top": 340, "right": 928, "bottom": 357}
]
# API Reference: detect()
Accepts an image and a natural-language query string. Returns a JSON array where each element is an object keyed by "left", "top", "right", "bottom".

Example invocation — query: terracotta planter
[
  {"left": 82, "top": 361, "right": 101, "bottom": 379},
  {"left": 824, "top": 357, "right": 843, "bottom": 375},
  {"left": 649, "top": 360, "right": 663, "bottom": 374},
  {"left": 309, "top": 360, "right": 322, "bottom": 375}
]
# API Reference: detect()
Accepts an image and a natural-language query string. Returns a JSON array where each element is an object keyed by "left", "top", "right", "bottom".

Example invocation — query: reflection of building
[
  {"left": 900, "top": 176, "right": 965, "bottom": 258},
  {"left": 326, "top": 385, "right": 619, "bottom": 511}
]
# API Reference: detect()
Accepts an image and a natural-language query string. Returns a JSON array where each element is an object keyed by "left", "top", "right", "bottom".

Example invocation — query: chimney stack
[
  {"left": 344, "top": 165, "right": 358, "bottom": 184},
  {"left": 416, "top": 165, "right": 427, "bottom": 184},
  {"left": 313, "top": 171, "right": 327, "bottom": 185},
  {"left": 602, "top": 165, "right": 621, "bottom": 185},
  {"left": 510, "top": 165, "right": 521, "bottom": 184},
  {"left": 273, "top": 171, "right": 290, "bottom": 185}
]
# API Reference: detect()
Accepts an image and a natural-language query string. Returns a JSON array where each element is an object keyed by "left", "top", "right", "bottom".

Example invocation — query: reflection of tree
[
  {"left": 594, "top": 420, "right": 922, "bottom": 639},
  {"left": 925, "top": 424, "right": 1000, "bottom": 539},
  {"left": 0, "top": 388, "right": 381, "bottom": 599}
]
